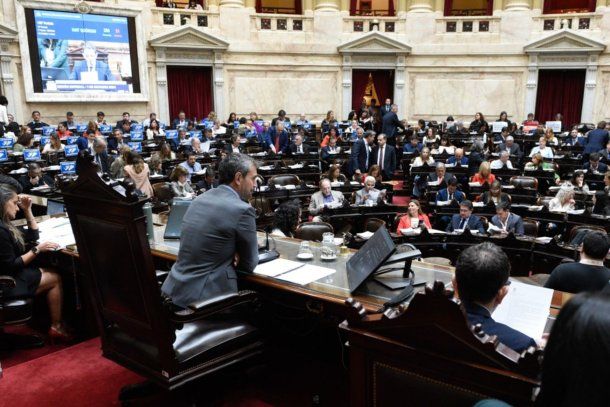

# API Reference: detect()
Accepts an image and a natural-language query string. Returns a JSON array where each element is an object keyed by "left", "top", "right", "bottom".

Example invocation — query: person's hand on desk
[{"left": 36, "top": 241, "right": 60, "bottom": 253}]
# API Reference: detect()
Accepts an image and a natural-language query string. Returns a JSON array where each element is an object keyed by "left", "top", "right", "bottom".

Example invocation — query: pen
[{"left": 274, "top": 263, "right": 306, "bottom": 278}]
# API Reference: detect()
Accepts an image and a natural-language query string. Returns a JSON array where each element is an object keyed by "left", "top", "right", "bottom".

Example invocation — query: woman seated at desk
[
  {"left": 468, "top": 112, "right": 488, "bottom": 134},
  {"left": 225, "top": 112, "right": 237, "bottom": 127},
  {"left": 354, "top": 176, "right": 386, "bottom": 205},
  {"left": 42, "top": 133, "right": 65, "bottom": 154},
  {"left": 544, "top": 127, "right": 559, "bottom": 146},
  {"left": 0, "top": 186, "right": 71, "bottom": 341},
  {"left": 422, "top": 128, "right": 440, "bottom": 148},
  {"left": 358, "top": 110, "right": 374, "bottom": 132},
  {"left": 431, "top": 136, "right": 455, "bottom": 155},
  {"left": 320, "top": 127, "right": 342, "bottom": 148},
  {"left": 478, "top": 180, "right": 510, "bottom": 206},
  {"left": 471, "top": 162, "right": 496, "bottom": 186},
  {"left": 321, "top": 110, "right": 338, "bottom": 134},
  {"left": 170, "top": 165, "right": 196, "bottom": 200},
  {"left": 412, "top": 147, "right": 435, "bottom": 167},
  {"left": 13, "top": 132, "right": 34, "bottom": 153},
  {"left": 548, "top": 186, "right": 576, "bottom": 212},
  {"left": 565, "top": 171, "right": 590, "bottom": 194},
  {"left": 396, "top": 200, "right": 431, "bottom": 235},
  {"left": 362, "top": 164, "right": 384, "bottom": 189},
  {"left": 271, "top": 199, "right": 301, "bottom": 238},
  {"left": 497, "top": 111, "right": 512, "bottom": 128},
  {"left": 55, "top": 123, "right": 72, "bottom": 141},
  {"left": 525, "top": 153, "right": 561, "bottom": 185},
  {"left": 326, "top": 165, "right": 347, "bottom": 183},
  {"left": 146, "top": 119, "right": 165, "bottom": 140}
]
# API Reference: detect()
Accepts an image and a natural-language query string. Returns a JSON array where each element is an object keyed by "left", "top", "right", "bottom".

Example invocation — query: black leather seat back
[{"left": 295, "top": 222, "right": 333, "bottom": 242}]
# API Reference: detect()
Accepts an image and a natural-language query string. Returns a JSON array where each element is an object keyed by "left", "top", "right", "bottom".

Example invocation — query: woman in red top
[
  {"left": 396, "top": 200, "right": 431, "bottom": 235},
  {"left": 471, "top": 161, "right": 495, "bottom": 185},
  {"left": 55, "top": 122, "right": 72, "bottom": 140},
  {"left": 320, "top": 127, "right": 342, "bottom": 148}
]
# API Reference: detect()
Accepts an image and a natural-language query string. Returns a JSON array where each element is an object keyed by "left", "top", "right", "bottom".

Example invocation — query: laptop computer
[
  {"left": 346, "top": 226, "right": 396, "bottom": 293},
  {"left": 163, "top": 200, "right": 191, "bottom": 240}
]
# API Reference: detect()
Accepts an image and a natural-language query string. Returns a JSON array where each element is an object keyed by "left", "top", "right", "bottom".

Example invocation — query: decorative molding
[
  {"left": 150, "top": 25, "right": 229, "bottom": 51},
  {"left": 338, "top": 31, "right": 411, "bottom": 55},
  {"left": 524, "top": 28, "right": 606, "bottom": 54},
  {"left": 0, "top": 23, "right": 18, "bottom": 43}
]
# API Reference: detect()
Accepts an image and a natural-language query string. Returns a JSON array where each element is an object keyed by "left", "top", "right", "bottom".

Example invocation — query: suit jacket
[
  {"left": 76, "top": 135, "right": 89, "bottom": 151},
  {"left": 583, "top": 161, "right": 608, "bottom": 174},
  {"left": 92, "top": 151, "right": 110, "bottom": 173},
  {"left": 308, "top": 190, "right": 345, "bottom": 215},
  {"left": 446, "top": 214, "right": 485, "bottom": 233},
  {"left": 379, "top": 104, "right": 392, "bottom": 117},
  {"left": 70, "top": 60, "right": 114, "bottom": 81},
  {"left": 161, "top": 185, "right": 258, "bottom": 308},
  {"left": 446, "top": 156, "right": 469, "bottom": 166},
  {"left": 225, "top": 144, "right": 242, "bottom": 154},
  {"left": 585, "top": 129, "right": 609, "bottom": 154},
  {"left": 289, "top": 143, "right": 310, "bottom": 155},
  {"left": 598, "top": 148, "right": 610, "bottom": 161},
  {"left": 320, "top": 145, "right": 341, "bottom": 161},
  {"left": 348, "top": 139, "right": 371, "bottom": 175},
  {"left": 491, "top": 212, "right": 524, "bottom": 235},
  {"left": 465, "top": 303, "right": 536, "bottom": 353},
  {"left": 172, "top": 118, "right": 193, "bottom": 130},
  {"left": 436, "top": 188, "right": 464, "bottom": 203},
  {"left": 479, "top": 192, "right": 510, "bottom": 206},
  {"left": 381, "top": 112, "right": 405, "bottom": 144},
  {"left": 564, "top": 136, "right": 586, "bottom": 147},
  {"left": 498, "top": 143, "right": 523, "bottom": 160},
  {"left": 270, "top": 128, "right": 289, "bottom": 153},
  {"left": 371, "top": 144, "right": 396, "bottom": 180},
  {"left": 18, "top": 174, "right": 54, "bottom": 192},
  {"left": 403, "top": 143, "right": 423, "bottom": 153}
]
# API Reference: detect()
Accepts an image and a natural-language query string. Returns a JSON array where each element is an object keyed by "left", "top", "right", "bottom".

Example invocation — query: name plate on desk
[
  {"left": 165, "top": 130, "right": 178, "bottom": 140},
  {"left": 129, "top": 132, "right": 144, "bottom": 142},
  {"left": 545, "top": 121, "right": 562, "bottom": 133},
  {"left": 24, "top": 149, "right": 41, "bottom": 161},
  {"left": 99, "top": 124, "right": 112, "bottom": 134},
  {"left": 131, "top": 124, "right": 143, "bottom": 132},
  {"left": 64, "top": 144, "right": 79, "bottom": 157},
  {"left": 0, "top": 138, "right": 14, "bottom": 149},
  {"left": 66, "top": 136, "right": 79, "bottom": 145},
  {"left": 76, "top": 124, "right": 88, "bottom": 134},
  {"left": 60, "top": 161, "right": 76, "bottom": 175},
  {"left": 189, "top": 130, "right": 202, "bottom": 140},
  {"left": 128, "top": 142, "right": 142, "bottom": 153},
  {"left": 0, "top": 149, "right": 7, "bottom": 161},
  {"left": 42, "top": 126, "right": 56, "bottom": 136}
]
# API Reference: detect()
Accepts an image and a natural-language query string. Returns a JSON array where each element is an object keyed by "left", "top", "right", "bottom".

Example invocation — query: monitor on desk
[
  {"left": 163, "top": 200, "right": 191, "bottom": 240},
  {"left": 346, "top": 226, "right": 396, "bottom": 293}
]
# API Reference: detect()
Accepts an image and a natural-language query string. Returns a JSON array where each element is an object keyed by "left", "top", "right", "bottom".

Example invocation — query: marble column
[
  {"left": 341, "top": 55, "right": 352, "bottom": 120},
  {"left": 315, "top": 0, "right": 340, "bottom": 11},
  {"left": 219, "top": 0, "right": 245, "bottom": 8},
  {"left": 408, "top": 0, "right": 434, "bottom": 12},
  {"left": 154, "top": 51, "right": 170, "bottom": 124},
  {"left": 0, "top": 54, "right": 15, "bottom": 114},
  {"left": 504, "top": 0, "right": 531, "bottom": 11},
  {"left": 397, "top": 0, "right": 408, "bottom": 13},
  {"left": 581, "top": 55, "right": 598, "bottom": 123},
  {"left": 493, "top": 0, "right": 504, "bottom": 13},
  {"left": 394, "top": 56, "right": 406, "bottom": 118},
  {"left": 213, "top": 52, "right": 226, "bottom": 121},
  {"left": 524, "top": 55, "right": 538, "bottom": 118},
  {"left": 531, "top": 0, "right": 543, "bottom": 10},
  {"left": 244, "top": 0, "right": 256, "bottom": 8},
  {"left": 303, "top": 0, "right": 314, "bottom": 11}
]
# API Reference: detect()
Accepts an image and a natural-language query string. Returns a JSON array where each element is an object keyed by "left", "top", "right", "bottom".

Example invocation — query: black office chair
[
  {"left": 364, "top": 218, "right": 386, "bottom": 233},
  {"left": 268, "top": 174, "right": 301, "bottom": 188},
  {"left": 0, "top": 276, "right": 44, "bottom": 352},
  {"left": 522, "top": 218, "right": 539, "bottom": 237},
  {"left": 295, "top": 222, "right": 334, "bottom": 242}
]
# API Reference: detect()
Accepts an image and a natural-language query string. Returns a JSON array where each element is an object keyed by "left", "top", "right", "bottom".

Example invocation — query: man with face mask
[{"left": 70, "top": 42, "right": 113, "bottom": 81}]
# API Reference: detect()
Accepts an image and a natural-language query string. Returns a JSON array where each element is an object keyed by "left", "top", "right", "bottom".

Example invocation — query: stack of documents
[
  {"left": 37, "top": 217, "right": 75, "bottom": 248},
  {"left": 253, "top": 258, "right": 336, "bottom": 285}
]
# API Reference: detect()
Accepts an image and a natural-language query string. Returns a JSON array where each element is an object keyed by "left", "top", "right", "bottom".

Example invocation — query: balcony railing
[
  {"left": 436, "top": 15, "right": 500, "bottom": 34},
  {"left": 343, "top": 16, "right": 402, "bottom": 33},
  {"left": 533, "top": 12, "right": 600, "bottom": 31},
  {"left": 252, "top": 13, "right": 312, "bottom": 32},
  {"left": 445, "top": 8, "right": 489, "bottom": 16},
  {"left": 151, "top": 7, "right": 219, "bottom": 30},
  {"left": 350, "top": 9, "right": 396, "bottom": 17}
]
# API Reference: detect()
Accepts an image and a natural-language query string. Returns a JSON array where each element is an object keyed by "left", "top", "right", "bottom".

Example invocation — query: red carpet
[
  {"left": 0, "top": 325, "right": 72, "bottom": 369},
  {"left": 0, "top": 338, "right": 142, "bottom": 407}
]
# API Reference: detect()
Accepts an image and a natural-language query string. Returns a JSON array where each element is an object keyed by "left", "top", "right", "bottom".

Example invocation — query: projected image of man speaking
[{"left": 70, "top": 42, "right": 114, "bottom": 82}]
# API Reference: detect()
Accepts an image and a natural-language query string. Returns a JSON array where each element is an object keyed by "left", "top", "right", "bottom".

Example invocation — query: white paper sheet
[
  {"left": 253, "top": 258, "right": 304, "bottom": 277},
  {"left": 37, "top": 217, "right": 75, "bottom": 248},
  {"left": 492, "top": 281, "right": 553, "bottom": 340},
  {"left": 276, "top": 264, "right": 336, "bottom": 285}
]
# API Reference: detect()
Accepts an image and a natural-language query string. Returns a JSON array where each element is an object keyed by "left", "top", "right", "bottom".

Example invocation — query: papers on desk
[
  {"left": 253, "top": 258, "right": 336, "bottom": 285},
  {"left": 426, "top": 228, "right": 447, "bottom": 235},
  {"left": 487, "top": 223, "right": 503, "bottom": 233},
  {"left": 259, "top": 165, "right": 274, "bottom": 171},
  {"left": 150, "top": 174, "right": 165, "bottom": 179},
  {"left": 357, "top": 231, "right": 374, "bottom": 240},
  {"left": 288, "top": 163, "right": 304, "bottom": 169},
  {"left": 535, "top": 236, "right": 553, "bottom": 244},
  {"left": 468, "top": 182, "right": 482, "bottom": 187},
  {"left": 472, "top": 201, "right": 485, "bottom": 207},
  {"left": 284, "top": 184, "right": 296, "bottom": 190},
  {"left": 9, "top": 168, "right": 27, "bottom": 175},
  {"left": 427, "top": 179, "right": 441, "bottom": 186},
  {"left": 492, "top": 281, "right": 553, "bottom": 340},
  {"left": 37, "top": 217, "right": 75, "bottom": 248},
  {"left": 45, "top": 165, "right": 61, "bottom": 171},
  {"left": 528, "top": 205, "right": 544, "bottom": 211},
  {"left": 330, "top": 181, "right": 342, "bottom": 187},
  {"left": 567, "top": 209, "right": 585, "bottom": 215},
  {"left": 30, "top": 185, "right": 52, "bottom": 192},
  {"left": 436, "top": 200, "right": 451, "bottom": 206},
  {"left": 400, "top": 228, "right": 421, "bottom": 236}
]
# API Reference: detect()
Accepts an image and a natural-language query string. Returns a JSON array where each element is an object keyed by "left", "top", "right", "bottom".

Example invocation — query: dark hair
[
  {"left": 536, "top": 292, "right": 610, "bottom": 407},
  {"left": 597, "top": 121, "right": 607, "bottom": 129},
  {"left": 459, "top": 199, "right": 473, "bottom": 211},
  {"left": 499, "top": 111, "right": 507, "bottom": 120},
  {"left": 496, "top": 201, "right": 510, "bottom": 211},
  {"left": 218, "top": 153, "right": 254, "bottom": 185},
  {"left": 590, "top": 152, "right": 601, "bottom": 162},
  {"left": 273, "top": 199, "right": 301, "bottom": 237},
  {"left": 455, "top": 242, "right": 510, "bottom": 304},
  {"left": 278, "top": 109, "right": 286, "bottom": 117},
  {"left": 0, "top": 95, "right": 8, "bottom": 106},
  {"left": 582, "top": 232, "right": 609, "bottom": 260},
  {"left": 122, "top": 112, "right": 130, "bottom": 116},
  {"left": 170, "top": 165, "right": 189, "bottom": 182},
  {"left": 447, "top": 177, "right": 459, "bottom": 187},
  {"left": 32, "top": 110, "right": 40, "bottom": 116},
  {"left": 16, "top": 133, "right": 33, "bottom": 147},
  {"left": 239, "top": 117, "right": 247, "bottom": 124},
  {"left": 446, "top": 116, "right": 454, "bottom": 122},
  {"left": 0, "top": 185, "right": 24, "bottom": 248},
  {"left": 66, "top": 111, "right": 74, "bottom": 116},
  {"left": 364, "top": 130, "right": 376, "bottom": 140},
  {"left": 97, "top": 111, "right": 104, "bottom": 116}
]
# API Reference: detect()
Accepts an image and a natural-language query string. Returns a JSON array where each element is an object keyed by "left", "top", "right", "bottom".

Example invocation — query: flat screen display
[
  {"left": 26, "top": 9, "right": 140, "bottom": 94},
  {"left": 346, "top": 226, "right": 396, "bottom": 293}
]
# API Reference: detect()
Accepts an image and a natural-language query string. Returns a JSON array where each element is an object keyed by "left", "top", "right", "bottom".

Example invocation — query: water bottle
[{"left": 143, "top": 202, "right": 155, "bottom": 243}]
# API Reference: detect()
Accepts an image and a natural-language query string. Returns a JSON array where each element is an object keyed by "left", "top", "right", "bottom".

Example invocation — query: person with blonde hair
[
  {"left": 123, "top": 151, "right": 154, "bottom": 198},
  {"left": 549, "top": 186, "right": 576, "bottom": 212},
  {"left": 471, "top": 161, "right": 495, "bottom": 185}
]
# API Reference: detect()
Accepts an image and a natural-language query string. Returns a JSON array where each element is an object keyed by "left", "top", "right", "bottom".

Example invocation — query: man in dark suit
[
  {"left": 381, "top": 104, "right": 405, "bottom": 146},
  {"left": 348, "top": 130, "right": 375, "bottom": 177},
  {"left": 427, "top": 162, "right": 453, "bottom": 188},
  {"left": 60, "top": 111, "right": 77, "bottom": 131},
  {"left": 379, "top": 98, "right": 392, "bottom": 117},
  {"left": 446, "top": 148, "right": 469, "bottom": 166},
  {"left": 436, "top": 177, "right": 464, "bottom": 204},
  {"left": 371, "top": 134, "right": 396, "bottom": 181},
  {"left": 172, "top": 110, "right": 192, "bottom": 130},
  {"left": 446, "top": 200, "right": 485, "bottom": 233},
  {"left": 490, "top": 202, "right": 524, "bottom": 235},
  {"left": 320, "top": 136, "right": 341, "bottom": 163},
  {"left": 162, "top": 153, "right": 259, "bottom": 308},
  {"left": 498, "top": 136, "right": 523, "bottom": 161},
  {"left": 598, "top": 141, "right": 610, "bottom": 162},
  {"left": 225, "top": 135, "right": 242, "bottom": 154},
  {"left": 584, "top": 121, "right": 609, "bottom": 156},
  {"left": 196, "top": 167, "right": 219, "bottom": 191},
  {"left": 91, "top": 137, "right": 110, "bottom": 174},
  {"left": 26, "top": 110, "right": 48, "bottom": 133},
  {"left": 270, "top": 121, "right": 289, "bottom": 154},
  {"left": 453, "top": 242, "right": 537, "bottom": 353},
  {"left": 69, "top": 42, "right": 113, "bottom": 81},
  {"left": 288, "top": 134, "right": 310, "bottom": 155},
  {"left": 115, "top": 112, "right": 137, "bottom": 130},
  {"left": 583, "top": 153, "right": 608, "bottom": 174},
  {"left": 76, "top": 130, "right": 95, "bottom": 152},
  {"left": 18, "top": 163, "right": 54, "bottom": 192}
]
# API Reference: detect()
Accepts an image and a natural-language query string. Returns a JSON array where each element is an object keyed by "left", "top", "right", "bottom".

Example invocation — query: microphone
[{"left": 258, "top": 224, "right": 279, "bottom": 264}]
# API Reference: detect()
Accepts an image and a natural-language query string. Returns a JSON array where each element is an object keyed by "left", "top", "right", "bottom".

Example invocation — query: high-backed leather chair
[
  {"left": 61, "top": 155, "right": 264, "bottom": 396},
  {"left": 510, "top": 176, "right": 538, "bottom": 189},
  {"left": 268, "top": 174, "right": 301, "bottom": 188},
  {"left": 568, "top": 225, "right": 607, "bottom": 243},
  {"left": 295, "top": 222, "right": 333, "bottom": 242},
  {"left": 153, "top": 182, "right": 173, "bottom": 203},
  {"left": 537, "top": 196, "right": 554, "bottom": 208},
  {"left": 364, "top": 218, "right": 386, "bottom": 233},
  {"left": 522, "top": 218, "right": 539, "bottom": 237},
  {"left": 0, "top": 276, "right": 44, "bottom": 353}
]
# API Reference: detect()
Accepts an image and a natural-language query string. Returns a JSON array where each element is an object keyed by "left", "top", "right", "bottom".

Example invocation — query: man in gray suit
[
  {"left": 162, "top": 153, "right": 259, "bottom": 308},
  {"left": 308, "top": 178, "right": 345, "bottom": 221},
  {"left": 490, "top": 202, "right": 524, "bottom": 236}
]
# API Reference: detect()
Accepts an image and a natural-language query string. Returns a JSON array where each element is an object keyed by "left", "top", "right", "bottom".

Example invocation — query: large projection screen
[{"left": 24, "top": 9, "right": 141, "bottom": 95}]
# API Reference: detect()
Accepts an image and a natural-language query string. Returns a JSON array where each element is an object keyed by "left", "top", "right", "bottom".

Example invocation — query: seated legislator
[
  {"left": 0, "top": 186, "right": 70, "bottom": 340},
  {"left": 479, "top": 180, "right": 510, "bottom": 206},
  {"left": 270, "top": 199, "right": 301, "bottom": 238},
  {"left": 431, "top": 136, "right": 455, "bottom": 155},
  {"left": 169, "top": 165, "right": 196, "bottom": 200},
  {"left": 320, "top": 127, "right": 342, "bottom": 148},
  {"left": 543, "top": 127, "right": 559, "bottom": 146},
  {"left": 447, "top": 148, "right": 468, "bottom": 166},
  {"left": 428, "top": 162, "right": 453, "bottom": 188},
  {"left": 172, "top": 110, "right": 192, "bottom": 130},
  {"left": 161, "top": 154, "right": 259, "bottom": 308},
  {"left": 187, "top": 137, "right": 204, "bottom": 155},
  {"left": 225, "top": 134, "right": 242, "bottom": 154},
  {"left": 354, "top": 176, "right": 386, "bottom": 205},
  {"left": 320, "top": 136, "right": 341, "bottom": 163},
  {"left": 565, "top": 171, "right": 590, "bottom": 194},
  {"left": 592, "top": 172, "right": 610, "bottom": 215},
  {"left": 145, "top": 119, "right": 165, "bottom": 140},
  {"left": 548, "top": 186, "right": 575, "bottom": 213},
  {"left": 599, "top": 140, "right": 610, "bottom": 162},
  {"left": 270, "top": 121, "right": 290, "bottom": 154},
  {"left": 436, "top": 177, "right": 465, "bottom": 204},
  {"left": 490, "top": 151, "right": 513, "bottom": 170},
  {"left": 55, "top": 123, "right": 72, "bottom": 141},
  {"left": 396, "top": 200, "right": 431, "bottom": 235},
  {"left": 411, "top": 147, "right": 435, "bottom": 167},
  {"left": 403, "top": 135, "right": 423, "bottom": 154},
  {"left": 69, "top": 42, "right": 113, "bottom": 81},
  {"left": 42, "top": 133, "right": 65, "bottom": 154},
  {"left": 536, "top": 292, "right": 610, "bottom": 406},
  {"left": 196, "top": 168, "right": 219, "bottom": 191},
  {"left": 326, "top": 165, "right": 347, "bottom": 183},
  {"left": 498, "top": 136, "right": 523, "bottom": 161},
  {"left": 289, "top": 134, "right": 310, "bottom": 155},
  {"left": 179, "top": 152, "right": 203, "bottom": 181},
  {"left": 110, "top": 146, "right": 130, "bottom": 180},
  {"left": 525, "top": 153, "right": 561, "bottom": 184},
  {"left": 471, "top": 161, "right": 496, "bottom": 186},
  {"left": 522, "top": 113, "right": 538, "bottom": 127},
  {"left": 446, "top": 200, "right": 485, "bottom": 233},
  {"left": 308, "top": 178, "right": 345, "bottom": 218},
  {"left": 529, "top": 137, "right": 554, "bottom": 159},
  {"left": 212, "top": 119, "right": 227, "bottom": 137},
  {"left": 422, "top": 128, "right": 440, "bottom": 148},
  {"left": 583, "top": 152, "right": 608, "bottom": 174},
  {"left": 361, "top": 165, "right": 384, "bottom": 190},
  {"left": 453, "top": 242, "right": 537, "bottom": 353},
  {"left": 91, "top": 137, "right": 110, "bottom": 174},
  {"left": 493, "top": 127, "right": 510, "bottom": 145},
  {"left": 490, "top": 202, "right": 524, "bottom": 235},
  {"left": 107, "top": 129, "right": 127, "bottom": 155},
  {"left": 468, "top": 112, "right": 488, "bottom": 134},
  {"left": 18, "top": 163, "right": 54, "bottom": 193},
  {"left": 124, "top": 152, "right": 154, "bottom": 198},
  {"left": 544, "top": 232, "right": 610, "bottom": 294},
  {"left": 563, "top": 128, "right": 585, "bottom": 147}
]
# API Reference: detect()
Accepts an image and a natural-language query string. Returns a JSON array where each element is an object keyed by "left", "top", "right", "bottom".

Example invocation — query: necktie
[
  {"left": 459, "top": 218, "right": 466, "bottom": 230},
  {"left": 449, "top": 193, "right": 453, "bottom": 201},
  {"left": 274, "top": 133, "right": 280, "bottom": 152},
  {"left": 365, "top": 144, "right": 370, "bottom": 168},
  {"left": 298, "top": 145, "right": 302, "bottom": 154},
  {"left": 379, "top": 147, "right": 384, "bottom": 170}
]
